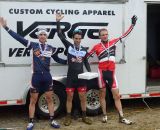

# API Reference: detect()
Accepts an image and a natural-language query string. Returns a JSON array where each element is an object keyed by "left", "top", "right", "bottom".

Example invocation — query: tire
[
  {"left": 86, "top": 89, "right": 102, "bottom": 116},
  {"left": 36, "top": 85, "right": 66, "bottom": 118},
  {"left": 86, "top": 78, "right": 113, "bottom": 116}
]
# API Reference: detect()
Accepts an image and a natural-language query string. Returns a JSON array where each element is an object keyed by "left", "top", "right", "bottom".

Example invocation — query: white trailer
[{"left": 0, "top": 0, "right": 160, "bottom": 116}]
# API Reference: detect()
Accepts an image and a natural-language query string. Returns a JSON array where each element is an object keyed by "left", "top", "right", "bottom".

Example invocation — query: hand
[
  {"left": 0, "top": 17, "right": 7, "bottom": 27},
  {"left": 56, "top": 13, "right": 64, "bottom": 22},
  {"left": 131, "top": 15, "right": 137, "bottom": 26}
]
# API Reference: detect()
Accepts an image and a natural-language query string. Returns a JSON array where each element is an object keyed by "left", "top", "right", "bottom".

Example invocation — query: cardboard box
[{"left": 78, "top": 72, "right": 98, "bottom": 80}]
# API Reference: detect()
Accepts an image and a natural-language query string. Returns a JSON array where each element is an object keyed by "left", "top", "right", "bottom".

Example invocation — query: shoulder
[
  {"left": 68, "top": 44, "right": 74, "bottom": 49},
  {"left": 47, "top": 44, "right": 54, "bottom": 48},
  {"left": 29, "top": 41, "right": 38, "bottom": 47},
  {"left": 92, "top": 42, "right": 101, "bottom": 49},
  {"left": 81, "top": 45, "right": 87, "bottom": 50},
  {"left": 47, "top": 44, "right": 56, "bottom": 50},
  {"left": 109, "top": 38, "right": 119, "bottom": 43}
]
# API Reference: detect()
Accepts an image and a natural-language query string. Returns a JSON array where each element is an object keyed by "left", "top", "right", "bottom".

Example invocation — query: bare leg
[
  {"left": 78, "top": 91, "right": 86, "bottom": 112},
  {"left": 79, "top": 91, "right": 92, "bottom": 125},
  {"left": 29, "top": 92, "right": 39, "bottom": 119},
  {"left": 64, "top": 91, "right": 74, "bottom": 126},
  {"left": 45, "top": 91, "right": 54, "bottom": 117},
  {"left": 111, "top": 88, "right": 123, "bottom": 117},
  {"left": 99, "top": 88, "right": 107, "bottom": 115},
  {"left": 66, "top": 92, "right": 74, "bottom": 113}
]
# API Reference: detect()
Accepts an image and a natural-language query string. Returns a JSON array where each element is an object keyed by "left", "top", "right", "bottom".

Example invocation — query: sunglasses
[
  {"left": 73, "top": 29, "right": 82, "bottom": 34},
  {"left": 39, "top": 33, "right": 47, "bottom": 36},
  {"left": 38, "top": 28, "right": 48, "bottom": 32}
]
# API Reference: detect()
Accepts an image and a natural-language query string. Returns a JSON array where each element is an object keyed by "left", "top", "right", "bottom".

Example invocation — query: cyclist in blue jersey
[{"left": 0, "top": 17, "right": 66, "bottom": 130}]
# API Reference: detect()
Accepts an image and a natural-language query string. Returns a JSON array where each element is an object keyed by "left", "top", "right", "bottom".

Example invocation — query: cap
[{"left": 35, "top": 28, "right": 49, "bottom": 36}]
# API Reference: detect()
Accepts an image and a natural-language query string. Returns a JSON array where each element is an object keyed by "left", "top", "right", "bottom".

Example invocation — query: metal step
[{"left": 146, "top": 85, "right": 160, "bottom": 92}]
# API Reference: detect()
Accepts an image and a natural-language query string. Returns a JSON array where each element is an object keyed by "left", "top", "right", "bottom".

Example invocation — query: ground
[{"left": 0, "top": 98, "right": 160, "bottom": 130}]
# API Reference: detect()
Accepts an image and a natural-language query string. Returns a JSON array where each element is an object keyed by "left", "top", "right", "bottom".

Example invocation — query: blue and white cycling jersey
[{"left": 4, "top": 26, "right": 66, "bottom": 73}]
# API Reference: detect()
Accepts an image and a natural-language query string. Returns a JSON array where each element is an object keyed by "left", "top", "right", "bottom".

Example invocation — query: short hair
[
  {"left": 72, "top": 29, "right": 82, "bottom": 38},
  {"left": 99, "top": 28, "right": 108, "bottom": 36}
]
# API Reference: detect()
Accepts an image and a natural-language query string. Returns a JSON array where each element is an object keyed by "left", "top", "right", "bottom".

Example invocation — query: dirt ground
[{"left": 0, "top": 98, "right": 160, "bottom": 130}]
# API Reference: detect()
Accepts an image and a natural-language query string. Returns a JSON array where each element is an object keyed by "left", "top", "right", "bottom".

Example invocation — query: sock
[
  {"left": 29, "top": 118, "right": 34, "bottom": 123},
  {"left": 67, "top": 113, "right": 71, "bottom": 116},
  {"left": 103, "top": 114, "right": 107, "bottom": 117},
  {"left": 82, "top": 111, "right": 86, "bottom": 117},
  {"left": 50, "top": 115, "right": 54, "bottom": 122},
  {"left": 119, "top": 111, "right": 124, "bottom": 118}
]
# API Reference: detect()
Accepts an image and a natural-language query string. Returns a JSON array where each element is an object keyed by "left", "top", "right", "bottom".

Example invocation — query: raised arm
[
  {"left": 113, "top": 15, "right": 138, "bottom": 45},
  {"left": 0, "top": 17, "right": 29, "bottom": 47},
  {"left": 56, "top": 14, "right": 72, "bottom": 50}
]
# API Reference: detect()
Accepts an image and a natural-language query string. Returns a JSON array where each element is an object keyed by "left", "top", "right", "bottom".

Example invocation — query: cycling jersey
[
  {"left": 57, "top": 21, "right": 91, "bottom": 74},
  {"left": 87, "top": 25, "right": 134, "bottom": 88},
  {"left": 56, "top": 21, "right": 91, "bottom": 91},
  {"left": 87, "top": 25, "right": 134, "bottom": 71},
  {"left": 4, "top": 26, "right": 65, "bottom": 73},
  {"left": 4, "top": 26, "right": 66, "bottom": 93}
]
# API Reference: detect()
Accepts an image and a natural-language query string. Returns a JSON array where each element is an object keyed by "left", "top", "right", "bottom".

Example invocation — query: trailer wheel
[
  {"left": 86, "top": 88, "right": 113, "bottom": 116},
  {"left": 36, "top": 86, "right": 66, "bottom": 118},
  {"left": 86, "top": 89, "right": 102, "bottom": 116}
]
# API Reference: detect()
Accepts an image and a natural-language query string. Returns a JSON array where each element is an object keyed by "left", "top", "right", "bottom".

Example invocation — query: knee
[
  {"left": 30, "top": 97, "right": 37, "bottom": 105},
  {"left": 67, "top": 93, "right": 73, "bottom": 102},
  {"left": 113, "top": 93, "right": 121, "bottom": 100},
  {"left": 45, "top": 95, "right": 53, "bottom": 103},
  {"left": 79, "top": 94, "right": 86, "bottom": 102},
  {"left": 99, "top": 89, "right": 106, "bottom": 99}
]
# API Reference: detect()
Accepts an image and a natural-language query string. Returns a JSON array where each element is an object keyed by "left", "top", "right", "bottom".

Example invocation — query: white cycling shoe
[
  {"left": 102, "top": 115, "right": 108, "bottom": 123},
  {"left": 119, "top": 117, "right": 133, "bottom": 125}
]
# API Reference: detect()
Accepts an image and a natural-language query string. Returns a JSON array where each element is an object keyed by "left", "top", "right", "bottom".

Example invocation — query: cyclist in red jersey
[{"left": 87, "top": 15, "right": 137, "bottom": 125}]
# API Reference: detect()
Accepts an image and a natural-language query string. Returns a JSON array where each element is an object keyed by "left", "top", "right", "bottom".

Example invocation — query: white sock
[{"left": 119, "top": 111, "right": 124, "bottom": 117}]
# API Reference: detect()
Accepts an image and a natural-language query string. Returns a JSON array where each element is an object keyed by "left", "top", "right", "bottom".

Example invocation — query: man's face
[
  {"left": 99, "top": 30, "right": 108, "bottom": 42},
  {"left": 38, "top": 33, "right": 47, "bottom": 43},
  {"left": 73, "top": 34, "right": 82, "bottom": 46}
]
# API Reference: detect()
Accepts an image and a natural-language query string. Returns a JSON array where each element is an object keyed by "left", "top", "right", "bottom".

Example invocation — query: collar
[
  {"left": 74, "top": 44, "right": 80, "bottom": 49},
  {"left": 101, "top": 40, "right": 109, "bottom": 44},
  {"left": 39, "top": 41, "right": 46, "bottom": 45}
]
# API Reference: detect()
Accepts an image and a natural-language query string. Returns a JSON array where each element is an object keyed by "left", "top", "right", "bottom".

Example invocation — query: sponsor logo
[{"left": 17, "top": 21, "right": 108, "bottom": 39}]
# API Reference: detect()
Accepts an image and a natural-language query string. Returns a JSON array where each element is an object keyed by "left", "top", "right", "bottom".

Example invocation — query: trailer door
[{"left": 146, "top": 1, "right": 160, "bottom": 93}]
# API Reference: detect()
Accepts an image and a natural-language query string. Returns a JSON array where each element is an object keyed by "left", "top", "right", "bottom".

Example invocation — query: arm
[
  {"left": 56, "top": 14, "right": 72, "bottom": 50},
  {"left": 113, "top": 15, "right": 138, "bottom": 45},
  {"left": 51, "top": 47, "right": 67, "bottom": 65},
  {"left": 84, "top": 56, "right": 91, "bottom": 72},
  {"left": 86, "top": 46, "right": 96, "bottom": 60},
  {"left": 51, "top": 54, "right": 67, "bottom": 65},
  {"left": 0, "top": 17, "right": 29, "bottom": 47}
]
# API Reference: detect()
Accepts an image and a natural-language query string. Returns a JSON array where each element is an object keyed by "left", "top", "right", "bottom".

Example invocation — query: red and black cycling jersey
[{"left": 87, "top": 25, "right": 134, "bottom": 71}]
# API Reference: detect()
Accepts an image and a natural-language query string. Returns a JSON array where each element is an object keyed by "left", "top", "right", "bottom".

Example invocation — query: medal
[
  {"left": 39, "top": 43, "right": 47, "bottom": 60},
  {"left": 101, "top": 40, "right": 110, "bottom": 59},
  {"left": 74, "top": 45, "right": 81, "bottom": 58}
]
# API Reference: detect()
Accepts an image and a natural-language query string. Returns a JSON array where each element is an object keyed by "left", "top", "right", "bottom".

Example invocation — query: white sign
[{"left": 0, "top": 1, "right": 123, "bottom": 64}]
